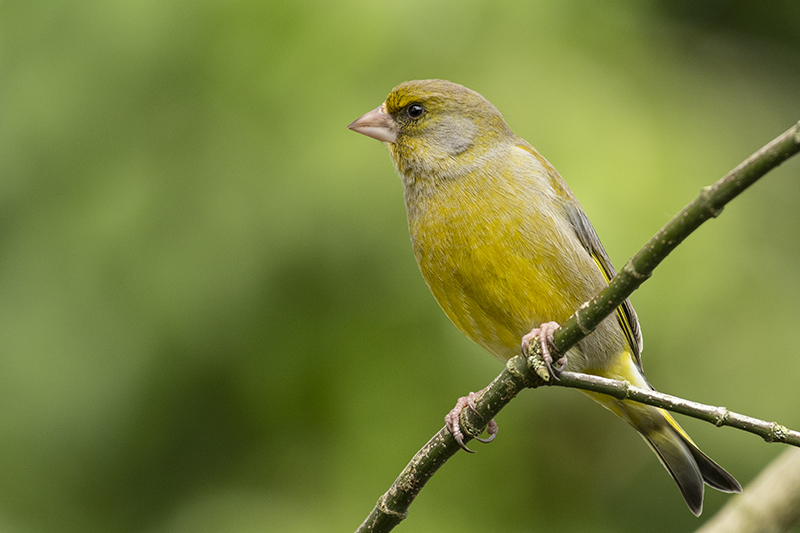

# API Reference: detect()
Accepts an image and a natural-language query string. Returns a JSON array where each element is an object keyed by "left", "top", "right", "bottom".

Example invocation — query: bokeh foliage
[{"left": 1, "top": 1, "right": 799, "bottom": 531}]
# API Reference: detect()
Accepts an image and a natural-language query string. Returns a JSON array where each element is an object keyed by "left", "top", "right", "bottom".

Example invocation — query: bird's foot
[
  {"left": 444, "top": 389, "right": 498, "bottom": 453},
  {"left": 521, "top": 321, "right": 566, "bottom": 380}
]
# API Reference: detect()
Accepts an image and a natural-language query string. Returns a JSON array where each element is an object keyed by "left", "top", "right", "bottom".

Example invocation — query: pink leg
[
  {"left": 521, "top": 321, "right": 566, "bottom": 378},
  {"left": 444, "top": 389, "right": 498, "bottom": 453}
]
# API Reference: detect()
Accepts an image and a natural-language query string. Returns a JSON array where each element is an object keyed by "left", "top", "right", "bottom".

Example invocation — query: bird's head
[{"left": 348, "top": 79, "right": 513, "bottom": 179}]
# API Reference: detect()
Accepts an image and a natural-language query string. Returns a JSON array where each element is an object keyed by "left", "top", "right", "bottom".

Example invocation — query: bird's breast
[{"left": 404, "top": 169, "right": 604, "bottom": 361}]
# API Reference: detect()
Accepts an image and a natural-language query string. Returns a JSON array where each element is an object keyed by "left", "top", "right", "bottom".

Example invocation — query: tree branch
[
  {"left": 355, "top": 121, "right": 800, "bottom": 533},
  {"left": 695, "top": 448, "right": 800, "bottom": 533},
  {"left": 554, "top": 119, "right": 800, "bottom": 355}
]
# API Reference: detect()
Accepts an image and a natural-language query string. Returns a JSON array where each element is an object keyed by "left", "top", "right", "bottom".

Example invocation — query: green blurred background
[{"left": 1, "top": 0, "right": 799, "bottom": 531}]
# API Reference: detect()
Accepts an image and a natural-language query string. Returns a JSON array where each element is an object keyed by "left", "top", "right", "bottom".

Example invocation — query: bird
[{"left": 347, "top": 79, "right": 741, "bottom": 515}]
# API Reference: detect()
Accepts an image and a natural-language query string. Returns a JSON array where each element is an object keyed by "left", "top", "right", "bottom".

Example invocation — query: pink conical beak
[{"left": 347, "top": 104, "right": 398, "bottom": 143}]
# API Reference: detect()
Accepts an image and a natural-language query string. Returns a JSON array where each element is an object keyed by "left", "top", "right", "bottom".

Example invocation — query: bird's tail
[
  {"left": 584, "top": 389, "right": 742, "bottom": 515},
  {"left": 638, "top": 406, "right": 741, "bottom": 515}
]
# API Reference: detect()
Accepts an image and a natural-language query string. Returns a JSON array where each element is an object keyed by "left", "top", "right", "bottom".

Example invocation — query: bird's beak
[{"left": 347, "top": 103, "right": 398, "bottom": 143}]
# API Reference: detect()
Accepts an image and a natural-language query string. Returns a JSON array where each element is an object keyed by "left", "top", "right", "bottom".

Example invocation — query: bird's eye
[{"left": 406, "top": 104, "right": 425, "bottom": 119}]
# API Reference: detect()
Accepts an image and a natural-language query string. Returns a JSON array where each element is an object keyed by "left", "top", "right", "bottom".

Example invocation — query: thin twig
[
  {"left": 355, "top": 121, "right": 800, "bottom": 533},
  {"left": 553, "top": 369, "right": 800, "bottom": 446}
]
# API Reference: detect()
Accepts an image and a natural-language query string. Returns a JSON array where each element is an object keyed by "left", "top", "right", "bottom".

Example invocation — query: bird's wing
[
  {"left": 515, "top": 141, "right": 643, "bottom": 368},
  {"left": 562, "top": 193, "right": 644, "bottom": 369}
]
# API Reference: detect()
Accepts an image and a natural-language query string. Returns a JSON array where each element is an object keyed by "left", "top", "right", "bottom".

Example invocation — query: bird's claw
[
  {"left": 444, "top": 390, "right": 498, "bottom": 452},
  {"left": 475, "top": 419, "right": 498, "bottom": 443},
  {"left": 521, "top": 321, "right": 566, "bottom": 381}
]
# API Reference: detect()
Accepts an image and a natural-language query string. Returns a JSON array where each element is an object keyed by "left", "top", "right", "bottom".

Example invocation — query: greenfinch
[{"left": 348, "top": 79, "right": 741, "bottom": 515}]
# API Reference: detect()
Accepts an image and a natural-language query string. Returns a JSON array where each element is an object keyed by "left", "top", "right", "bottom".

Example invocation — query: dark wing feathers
[{"left": 563, "top": 199, "right": 644, "bottom": 369}]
